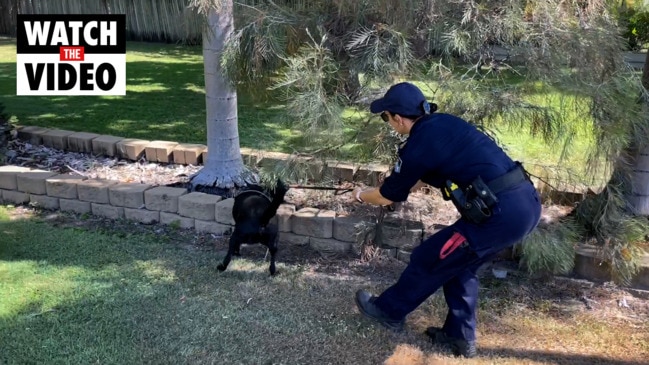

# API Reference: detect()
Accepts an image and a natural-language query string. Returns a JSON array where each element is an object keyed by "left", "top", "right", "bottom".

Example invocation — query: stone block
[
  {"left": 307, "top": 159, "right": 325, "bottom": 180},
  {"left": 195, "top": 219, "right": 232, "bottom": 235},
  {"left": 178, "top": 192, "right": 222, "bottom": 221},
  {"left": 258, "top": 151, "right": 291, "bottom": 170},
  {"left": 276, "top": 204, "right": 295, "bottom": 232},
  {"left": 67, "top": 132, "right": 100, "bottom": 153},
  {"left": 201, "top": 150, "right": 208, "bottom": 165},
  {"left": 59, "top": 199, "right": 91, "bottom": 214},
  {"left": 215, "top": 198, "right": 235, "bottom": 225},
  {"left": 309, "top": 237, "right": 351, "bottom": 254},
  {"left": 109, "top": 183, "right": 152, "bottom": 208},
  {"left": 173, "top": 144, "right": 206, "bottom": 165},
  {"left": 29, "top": 194, "right": 59, "bottom": 210},
  {"left": 92, "top": 203, "right": 125, "bottom": 220},
  {"left": 45, "top": 174, "right": 86, "bottom": 199},
  {"left": 355, "top": 163, "right": 390, "bottom": 185},
  {"left": 16, "top": 171, "right": 58, "bottom": 194},
  {"left": 41, "top": 129, "right": 74, "bottom": 150},
  {"left": 279, "top": 232, "right": 310, "bottom": 246},
  {"left": 145, "top": 141, "right": 178, "bottom": 163},
  {"left": 632, "top": 266, "right": 649, "bottom": 291},
  {"left": 116, "top": 139, "right": 150, "bottom": 160},
  {"left": 17, "top": 126, "right": 50, "bottom": 145},
  {"left": 172, "top": 146, "right": 187, "bottom": 165},
  {"left": 323, "top": 161, "right": 357, "bottom": 182},
  {"left": 397, "top": 250, "right": 412, "bottom": 263},
  {"left": 160, "top": 212, "right": 195, "bottom": 229},
  {"left": 548, "top": 189, "right": 587, "bottom": 205},
  {"left": 2, "top": 190, "right": 29, "bottom": 204},
  {"left": 92, "top": 135, "right": 124, "bottom": 157},
  {"left": 381, "top": 218, "right": 424, "bottom": 249},
  {"left": 124, "top": 208, "right": 159, "bottom": 224},
  {"left": 10, "top": 124, "right": 23, "bottom": 137},
  {"left": 291, "top": 208, "right": 336, "bottom": 238},
  {"left": 240, "top": 147, "right": 260, "bottom": 166},
  {"left": 144, "top": 186, "right": 187, "bottom": 213},
  {"left": 279, "top": 155, "right": 323, "bottom": 180},
  {"left": 573, "top": 245, "right": 611, "bottom": 282},
  {"left": 378, "top": 247, "right": 398, "bottom": 258},
  {"left": 425, "top": 223, "right": 449, "bottom": 236},
  {"left": 333, "top": 216, "right": 371, "bottom": 243},
  {"left": 0, "top": 166, "right": 31, "bottom": 190},
  {"left": 77, "top": 179, "right": 119, "bottom": 204}
]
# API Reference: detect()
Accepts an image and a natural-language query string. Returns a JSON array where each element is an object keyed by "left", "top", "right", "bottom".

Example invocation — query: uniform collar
[{"left": 409, "top": 114, "right": 433, "bottom": 136}]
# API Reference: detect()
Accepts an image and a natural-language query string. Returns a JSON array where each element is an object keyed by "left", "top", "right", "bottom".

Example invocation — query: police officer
[{"left": 353, "top": 82, "right": 541, "bottom": 358}]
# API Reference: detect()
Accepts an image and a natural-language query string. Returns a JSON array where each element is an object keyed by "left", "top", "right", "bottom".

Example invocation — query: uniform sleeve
[{"left": 379, "top": 147, "right": 425, "bottom": 202}]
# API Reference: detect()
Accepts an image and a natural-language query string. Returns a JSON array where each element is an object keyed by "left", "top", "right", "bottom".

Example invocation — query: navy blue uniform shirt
[{"left": 380, "top": 113, "right": 516, "bottom": 202}]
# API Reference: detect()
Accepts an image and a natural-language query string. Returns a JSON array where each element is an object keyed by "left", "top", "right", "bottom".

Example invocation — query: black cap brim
[{"left": 370, "top": 98, "right": 386, "bottom": 114}]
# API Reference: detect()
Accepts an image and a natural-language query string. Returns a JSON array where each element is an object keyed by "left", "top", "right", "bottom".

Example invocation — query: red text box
[{"left": 59, "top": 46, "right": 85, "bottom": 61}]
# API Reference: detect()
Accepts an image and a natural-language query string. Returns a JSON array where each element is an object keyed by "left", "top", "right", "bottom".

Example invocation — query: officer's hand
[
  {"left": 410, "top": 180, "right": 428, "bottom": 193},
  {"left": 353, "top": 187, "right": 363, "bottom": 203}
]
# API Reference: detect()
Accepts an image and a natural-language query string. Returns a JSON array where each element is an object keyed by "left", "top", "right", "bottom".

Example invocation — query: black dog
[{"left": 217, "top": 180, "right": 288, "bottom": 275}]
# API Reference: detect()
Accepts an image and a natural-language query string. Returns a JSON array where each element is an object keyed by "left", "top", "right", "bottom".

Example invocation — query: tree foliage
[
  {"left": 619, "top": 3, "right": 649, "bottom": 51},
  {"left": 222, "top": 0, "right": 649, "bottom": 283}
]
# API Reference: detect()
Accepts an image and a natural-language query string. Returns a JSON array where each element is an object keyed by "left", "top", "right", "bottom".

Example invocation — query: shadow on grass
[
  {"left": 2, "top": 60, "right": 288, "bottom": 148},
  {"left": 0, "top": 214, "right": 276, "bottom": 363},
  {"left": 0, "top": 37, "right": 292, "bottom": 151},
  {"left": 0, "top": 213, "right": 388, "bottom": 364}
]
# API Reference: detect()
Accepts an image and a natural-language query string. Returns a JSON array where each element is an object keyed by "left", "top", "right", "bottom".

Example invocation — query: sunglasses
[{"left": 380, "top": 112, "right": 390, "bottom": 122}]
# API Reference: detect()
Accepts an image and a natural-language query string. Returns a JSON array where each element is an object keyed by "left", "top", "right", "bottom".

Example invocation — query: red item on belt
[{"left": 439, "top": 232, "right": 467, "bottom": 259}]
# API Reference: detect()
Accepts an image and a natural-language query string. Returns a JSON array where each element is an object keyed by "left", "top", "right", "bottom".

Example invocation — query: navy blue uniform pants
[{"left": 373, "top": 182, "right": 541, "bottom": 341}]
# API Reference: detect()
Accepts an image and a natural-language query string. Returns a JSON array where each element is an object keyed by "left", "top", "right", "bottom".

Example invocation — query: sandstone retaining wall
[{"left": 0, "top": 165, "right": 422, "bottom": 262}]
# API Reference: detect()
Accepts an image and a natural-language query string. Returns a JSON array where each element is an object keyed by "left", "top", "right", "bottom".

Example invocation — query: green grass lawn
[
  {"left": 1, "top": 206, "right": 648, "bottom": 364},
  {"left": 1, "top": 38, "right": 298, "bottom": 152}
]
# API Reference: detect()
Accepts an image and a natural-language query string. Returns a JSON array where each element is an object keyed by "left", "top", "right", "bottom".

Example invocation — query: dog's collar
[{"left": 235, "top": 189, "right": 272, "bottom": 202}]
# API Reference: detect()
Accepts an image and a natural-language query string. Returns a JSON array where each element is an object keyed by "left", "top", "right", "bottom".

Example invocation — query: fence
[{"left": 0, "top": 0, "right": 203, "bottom": 44}]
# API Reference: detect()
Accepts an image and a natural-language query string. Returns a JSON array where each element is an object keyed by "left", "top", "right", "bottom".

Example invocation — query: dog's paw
[{"left": 217, "top": 264, "right": 227, "bottom": 272}]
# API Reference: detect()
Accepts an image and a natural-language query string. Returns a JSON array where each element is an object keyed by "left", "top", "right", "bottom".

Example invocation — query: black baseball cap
[{"left": 370, "top": 82, "right": 430, "bottom": 116}]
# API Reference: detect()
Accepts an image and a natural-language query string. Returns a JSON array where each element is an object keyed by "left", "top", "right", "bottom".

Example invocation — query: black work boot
[
  {"left": 355, "top": 290, "right": 405, "bottom": 332},
  {"left": 425, "top": 327, "right": 477, "bottom": 358}
]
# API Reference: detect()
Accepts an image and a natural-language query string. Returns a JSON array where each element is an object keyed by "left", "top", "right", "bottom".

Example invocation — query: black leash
[
  {"left": 288, "top": 184, "right": 395, "bottom": 211},
  {"left": 288, "top": 185, "right": 354, "bottom": 195}
]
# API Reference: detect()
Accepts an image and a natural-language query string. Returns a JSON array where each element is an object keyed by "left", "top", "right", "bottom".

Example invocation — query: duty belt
[
  {"left": 486, "top": 162, "right": 530, "bottom": 194},
  {"left": 442, "top": 162, "right": 532, "bottom": 224}
]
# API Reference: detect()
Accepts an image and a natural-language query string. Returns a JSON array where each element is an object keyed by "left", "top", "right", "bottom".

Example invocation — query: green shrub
[
  {"left": 620, "top": 7, "right": 649, "bottom": 51},
  {"left": 519, "top": 218, "right": 582, "bottom": 276}
]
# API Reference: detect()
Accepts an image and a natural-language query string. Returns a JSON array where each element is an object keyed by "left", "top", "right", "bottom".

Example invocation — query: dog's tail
[{"left": 260, "top": 179, "right": 289, "bottom": 227}]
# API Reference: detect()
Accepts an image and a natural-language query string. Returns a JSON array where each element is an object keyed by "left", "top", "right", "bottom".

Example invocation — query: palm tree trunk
[{"left": 189, "top": 0, "right": 254, "bottom": 191}]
